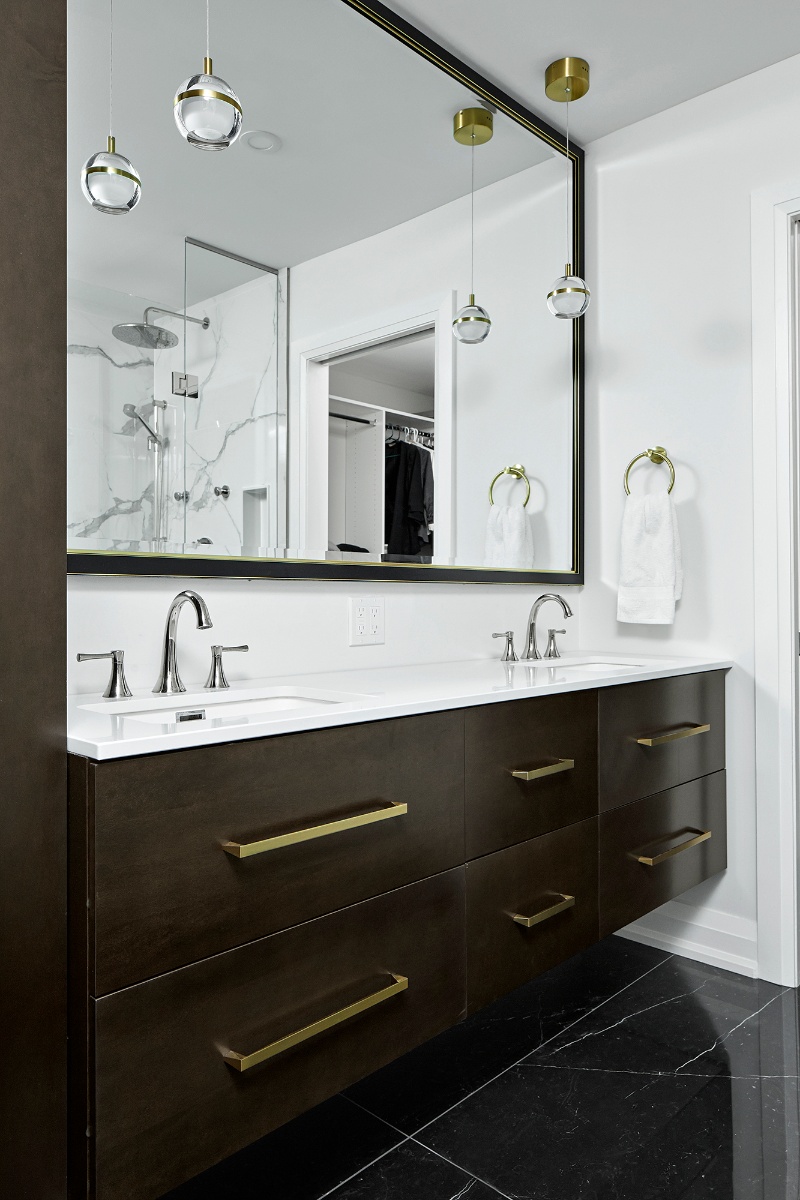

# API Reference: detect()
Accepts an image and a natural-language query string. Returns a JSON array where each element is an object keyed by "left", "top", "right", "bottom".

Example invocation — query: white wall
[
  {"left": 579, "top": 51, "right": 800, "bottom": 977},
  {"left": 290, "top": 156, "right": 575, "bottom": 570},
  {"left": 67, "top": 575, "right": 581, "bottom": 696}
]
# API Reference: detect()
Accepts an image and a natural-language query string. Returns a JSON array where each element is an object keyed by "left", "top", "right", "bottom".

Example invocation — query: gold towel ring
[
  {"left": 624, "top": 447, "right": 675, "bottom": 495},
  {"left": 489, "top": 464, "right": 531, "bottom": 507}
]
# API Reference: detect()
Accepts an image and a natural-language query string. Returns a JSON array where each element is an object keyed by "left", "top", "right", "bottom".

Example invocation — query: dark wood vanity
[{"left": 68, "top": 670, "right": 727, "bottom": 1199}]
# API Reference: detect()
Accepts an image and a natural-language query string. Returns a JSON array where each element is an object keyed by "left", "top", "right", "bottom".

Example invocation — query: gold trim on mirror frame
[{"left": 69, "top": 0, "right": 585, "bottom": 584}]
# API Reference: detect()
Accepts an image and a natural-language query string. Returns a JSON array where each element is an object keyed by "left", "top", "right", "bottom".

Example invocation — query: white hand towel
[
  {"left": 484, "top": 504, "right": 535, "bottom": 569},
  {"left": 617, "top": 493, "right": 683, "bottom": 624}
]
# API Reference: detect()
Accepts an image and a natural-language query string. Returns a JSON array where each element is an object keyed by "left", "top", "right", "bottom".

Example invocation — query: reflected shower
[
  {"left": 123, "top": 403, "right": 162, "bottom": 446},
  {"left": 112, "top": 306, "right": 210, "bottom": 350}
]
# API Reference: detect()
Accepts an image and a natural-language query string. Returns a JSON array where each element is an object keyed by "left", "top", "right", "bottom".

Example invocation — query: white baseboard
[{"left": 616, "top": 899, "right": 758, "bottom": 978}]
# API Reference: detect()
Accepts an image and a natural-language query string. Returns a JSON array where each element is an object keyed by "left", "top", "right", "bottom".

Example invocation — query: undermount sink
[{"left": 78, "top": 686, "right": 366, "bottom": 727}]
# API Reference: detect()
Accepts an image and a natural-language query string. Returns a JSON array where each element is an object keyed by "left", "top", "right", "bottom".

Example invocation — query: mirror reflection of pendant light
[
  {"left": 545, "top": 58, "right": 591, "bottom": 319},
  {"left": 81, "top": 0, "right": 141, "bottom": 215},
  {"left": 174, "top": 0, "right": 243, "bottom": 151},
  {"left": 452, "top": 107, "right": 493, "bottom": 344}
]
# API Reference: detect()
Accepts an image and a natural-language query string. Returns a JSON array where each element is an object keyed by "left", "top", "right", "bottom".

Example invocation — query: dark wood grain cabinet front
[
  {"left": 466, "top": 819, "right": 599, "bottom": 1012},
  {"left": 92, "top": 869, "right": 466, "bottom": 1200},
  {"left": 464, "top": 691, "right": 598, "bottom": 858},
  {"left": 598, "top": 671, "right": 725, "bottom": 812},
  {"left": 86, "top": 711, "right": 464, "bottom": 994},
  {"left": 68, "top": 669, "right": 729, "bottom": 1199},
  {"left": 599, "top": 771, "right": 727, "bottom": 936}
]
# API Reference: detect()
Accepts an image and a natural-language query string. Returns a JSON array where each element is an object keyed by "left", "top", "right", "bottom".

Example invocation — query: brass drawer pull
[
  {"left": 509, "top": 758, "right": 575, "bottom": 782},
  {"left": 221, "top": 801, "right": 407, "bottom": 859},
  {"left": 634, "top": 828, "right": 712, "bottom": 867},
  {"left": 636, "top": 723, "right": 711, "bottom": 747},
  {"left": 221, "top": 973, "right": 409, "bottom": 1072},
  {"left": 511, "top": 894, "right": 575, "bottom": 927}
]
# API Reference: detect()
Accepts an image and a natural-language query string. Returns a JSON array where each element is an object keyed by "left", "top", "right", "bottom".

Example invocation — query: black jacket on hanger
[{"left": 385, "top": 440, "right": 425, "bottom": 555}]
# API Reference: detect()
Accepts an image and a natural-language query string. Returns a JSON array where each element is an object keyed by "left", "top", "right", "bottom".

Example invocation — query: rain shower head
[
  {"left": 112, "top": 305, "right": 210, "bottom": 351},
  {"left": 113, "top": 322, "right": 180, "bottom": 350}
]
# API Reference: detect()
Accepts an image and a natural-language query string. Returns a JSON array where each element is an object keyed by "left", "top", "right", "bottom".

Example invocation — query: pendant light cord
[
  {"left": 565, "top": 93, "right": 571, "bottom": 265},
  {"left": 207, "top": 0, "right": 210, "bottom": 60},
  {"left": 109, "top": 0, "right": 114, "bottom": 138},
  {"left": 470, "top": 138, "right": 475, "bottom": 297}
]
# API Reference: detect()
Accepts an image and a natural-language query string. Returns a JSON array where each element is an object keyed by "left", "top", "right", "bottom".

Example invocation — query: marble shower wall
[
  {"left": 67, "top": 271, "right": 282, "bottom": 555},
  {"left": 157, "top": 271, "right": 282, "bottom": 554},
  {"left": 67, "top": 279, "right": 173, "bottom": 549}
]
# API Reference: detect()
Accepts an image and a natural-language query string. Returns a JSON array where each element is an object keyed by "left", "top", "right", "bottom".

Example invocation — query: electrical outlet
[{"left": 349, "top": 596, "right": 385, "bottom": 646}]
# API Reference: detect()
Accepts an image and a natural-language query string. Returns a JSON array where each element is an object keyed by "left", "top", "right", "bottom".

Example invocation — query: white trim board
[
  {"left": 618, "top": 900, "right": 758, "bottom": 978},
  {"left": 751, "top": 181, "right": 800, "bottom": 986}
]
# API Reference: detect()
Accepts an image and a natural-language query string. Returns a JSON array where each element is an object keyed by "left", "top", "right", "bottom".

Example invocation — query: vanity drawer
[
  {"left": 84, "top": 710, "right": 465, "bottom": 995},
  {"left": 464, "top": 692, "right": 597, "bottom": 858},
  {"left": 466, "top": 819, "right": 598, "bottom": 1013},
  {"left": 92, "top": 869, "right": 466, "bottom": 1200},
  {"left": 598, "top": 670, "right": 725, "bottom": 812},
  {"left": 599, "top": 771, "right": 727, "bottom": 936}
]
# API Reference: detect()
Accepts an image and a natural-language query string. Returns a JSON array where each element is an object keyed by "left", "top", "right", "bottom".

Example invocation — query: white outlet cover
[{"left": 349, "top": 596, "right": 385, "bottom": 646}]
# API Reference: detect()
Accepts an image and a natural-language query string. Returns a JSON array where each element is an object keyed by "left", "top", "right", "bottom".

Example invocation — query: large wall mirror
[{"left": 67, "top": 0, "right": 584, "bottom": 584}]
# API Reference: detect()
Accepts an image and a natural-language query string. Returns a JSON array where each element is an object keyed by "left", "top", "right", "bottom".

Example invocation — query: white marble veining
[
  {"left": 67, "top": 271, "right": 282, "bottom": 554},
  {"left": 68, "top": 652, "right": 732, "bottom": 760}
]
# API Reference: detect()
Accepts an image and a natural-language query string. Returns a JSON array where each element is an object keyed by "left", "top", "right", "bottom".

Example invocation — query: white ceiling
[
  {"left": 69, "top": 0, "right": 800, "bottom": 308},
  {"left": 385, "top": 0, "right": 800, "bottom": 145},
  {"left": 68, "top": 0, "right": 548, "bottom": 306}
]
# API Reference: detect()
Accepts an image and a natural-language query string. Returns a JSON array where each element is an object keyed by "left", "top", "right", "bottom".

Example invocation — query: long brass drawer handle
[
  {"left": 509, "top": 758, "right": 575, "bottom": 782},
  {"left": 511, "top": 894, "right": 576, "bottom": 927},
  {"left": 221, "top": 973, "right": 409, "bottom": 1072},
  {"left": 221, "top": 801, "right": 407, "bottom": 859},
  {"left": 636, "top": 723, "right": 711, "bottom": 747},
  {"left": 634, "top": 829, "right": 712, "bottom": 867}
]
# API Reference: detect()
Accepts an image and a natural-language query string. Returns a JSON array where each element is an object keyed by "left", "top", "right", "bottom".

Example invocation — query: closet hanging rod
[
  {"left": 330, "top": 412, "right": 373, "bottom": 426},
  {"left": 386, "top": 423, "right": 434, "bottom": 437}
]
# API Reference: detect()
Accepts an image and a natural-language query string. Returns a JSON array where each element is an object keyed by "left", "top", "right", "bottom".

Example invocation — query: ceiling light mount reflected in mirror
[
  {"left": 240, "top": 129, "right": 283, "bottom": 153},
  {"left": 452, "top": 107, "right": 493, "bottom": 344},
  {"left": 545, "top": 57, "right": 591, "bottom": 320},
  {"left": 81, "top": 0, "right": 141, "bottom": 214},
  {"left": 174, "top": 0, "right": 243, "bottom": 151}
]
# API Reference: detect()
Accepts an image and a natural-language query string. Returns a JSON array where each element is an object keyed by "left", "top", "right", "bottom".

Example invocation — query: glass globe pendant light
[
  {"left": 545, "top": 58, "right": 591, "bottom": 319},
  {"left": 174, "top": 0, "right": 243, "bottom": 151},
  {"left": 80, "top": 0, "right": 141, "bottom": 215},
  {"left": 452, "top": 107, "right": 493, "bottom": 344}
]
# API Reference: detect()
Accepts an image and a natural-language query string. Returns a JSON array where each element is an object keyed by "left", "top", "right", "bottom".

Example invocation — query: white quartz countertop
[{"left": 67, "top": 653, "right": 733, "bottom": 761}]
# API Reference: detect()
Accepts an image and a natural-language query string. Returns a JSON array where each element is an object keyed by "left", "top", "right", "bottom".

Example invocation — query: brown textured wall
[{"left": 0, "top": 3, "right": 67, "bottom": 1197}]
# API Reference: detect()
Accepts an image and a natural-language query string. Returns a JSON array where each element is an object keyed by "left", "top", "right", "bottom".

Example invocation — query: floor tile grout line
[
  {"left": 410, "top": 1138, "right": 516, "bottom": 1200},
  {"left": 341, "top": 1092, "right": 409, "bottom": 1140},
  {"left": 315, "top": 1134, "right": 413, "bottom": 1200},
  {"left": 407, "top": 951, "right": 676, "bottom": 1141}
]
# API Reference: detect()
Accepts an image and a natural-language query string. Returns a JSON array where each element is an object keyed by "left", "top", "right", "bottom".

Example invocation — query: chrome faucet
[
  {"left": 523, "top": 593, "right": 574, "bottom": 660},
  {"left": 153, "top": 590, "right": 213, "bottom": 694}
]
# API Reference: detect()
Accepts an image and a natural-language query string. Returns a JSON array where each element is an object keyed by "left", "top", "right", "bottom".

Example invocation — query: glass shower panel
[{"left": 172, "top": 240, "right": 283, "bottom": 555}]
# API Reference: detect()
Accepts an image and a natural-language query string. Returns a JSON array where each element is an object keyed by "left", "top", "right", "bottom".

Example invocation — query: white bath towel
[
  {"left": 617, "top": 493, "right": 683, "bottom": 624},
  {"left": 484, "top": 505, "right": 535, "bottom": 569}
]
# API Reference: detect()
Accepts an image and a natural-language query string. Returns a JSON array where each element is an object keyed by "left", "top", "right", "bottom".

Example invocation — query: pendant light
[
  {"left": 452, "top": 107, "right": 493, "bottom": 344},
  {"left": 81, "top": 0, "right": 141, "bottom": 215},
  {"left": 174, "top": 0, "right": 243, "bottom": 151},
  {"left": 545, "top": 58, "right": 591, "bottom": 319}
]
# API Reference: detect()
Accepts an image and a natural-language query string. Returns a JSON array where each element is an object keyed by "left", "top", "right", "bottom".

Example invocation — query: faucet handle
[
  {"left": 77, "top": 650, "right": 132, "bottom": 700},
  {"left": 204, "top": 644, "right": 249, "bottom": 690},
  {"left": 544, "top": 629, "right": 567, "bottom": 660},
  {"left": 492, "top": 631, "right": 519, "bottom": 663}
]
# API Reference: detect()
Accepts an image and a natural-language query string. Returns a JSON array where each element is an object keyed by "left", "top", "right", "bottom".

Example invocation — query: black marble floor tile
[
  {"left": 160, "top": 1094, "right": 403, "bottom": 1200},
  {"left": 345, "top": 935, "right": 669, "bottom": 1133},
  {"left": 531, "top": 952, "right": 787, "bottom": 1079},
  {"left": 418, "top": 1063, "right": 739, "bottom": 1200},
  {"left": 324, "top": 1139, "right": 503, "bottom": 1200}
]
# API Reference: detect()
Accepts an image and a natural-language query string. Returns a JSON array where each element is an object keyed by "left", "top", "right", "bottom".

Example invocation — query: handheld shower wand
[{"left": 123, "top": 403, "right": 162, "bottom": 447}]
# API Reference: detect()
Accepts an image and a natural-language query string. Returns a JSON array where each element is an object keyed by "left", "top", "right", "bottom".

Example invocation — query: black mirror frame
[{"left": 68, "top": 0, "right": 584, "bottom": 586}]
